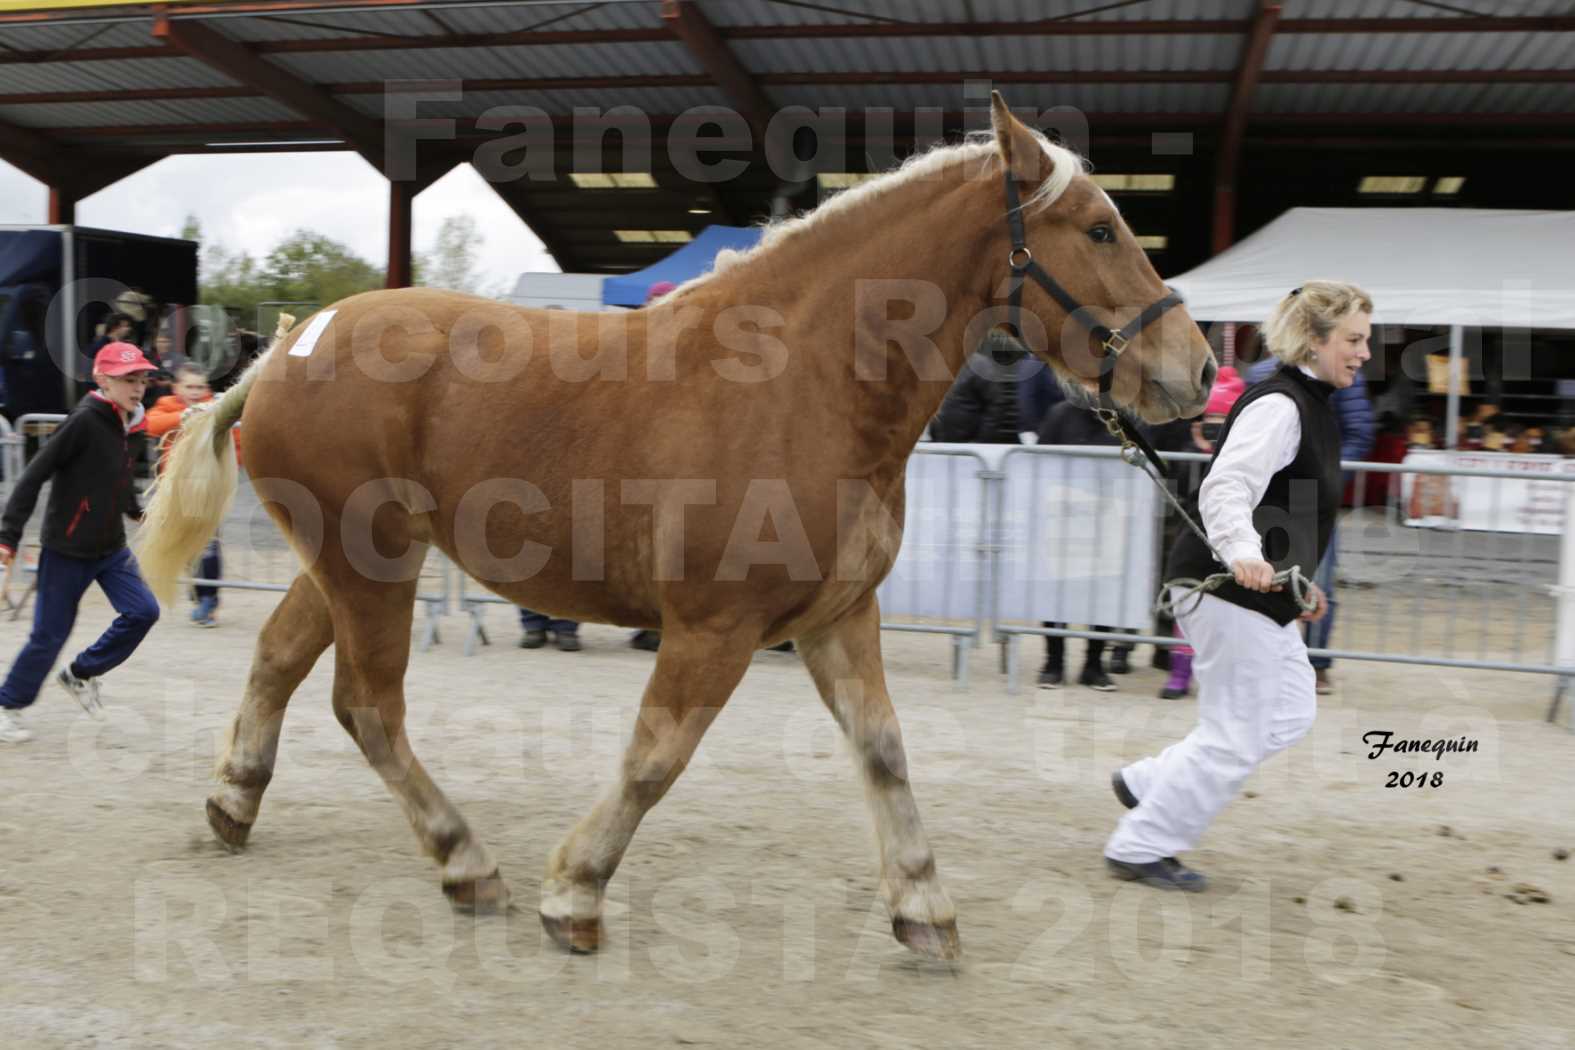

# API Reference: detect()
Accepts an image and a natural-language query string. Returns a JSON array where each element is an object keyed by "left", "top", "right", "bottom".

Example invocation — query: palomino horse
[{"left": 136, "top": 95, "right": 1216, "bottom": 960}]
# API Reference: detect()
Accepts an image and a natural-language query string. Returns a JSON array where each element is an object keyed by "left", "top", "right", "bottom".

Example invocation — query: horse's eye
[{"left": 1088, "top": 224, "right": 1116, "bottom": 244}]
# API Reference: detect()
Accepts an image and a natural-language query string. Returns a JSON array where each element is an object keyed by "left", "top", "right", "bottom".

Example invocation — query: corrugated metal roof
[
  {"left": 0, "top": 57, "right": 236, "bottom": 95},
  {"left": 1470, "top": 82, "right": 1575, "bottom": 112},
  {"left": 702, "top": 0, "right": 1255, "bottom": 26},
  {"left": 770, "top": 83, "right": 1229, "bottom": 115},
  {"left": 0, "top": 95, "right": 297, "bottom": 129},
  {"left": 213, "top": 0, "right": 659, "bottom": 40},
  {"left": 731, "top": 34, "right": 1243, "bottom": 74},
  {"left": 1005, "top": 0, "right": 1255, "bottom": 20},
  {"left": 429, "top": 0, "right": 662, "bottom": 34},
  {"left": 215, "top": 9, "right": 451, "bottom": 42},
  {"left": 1269, "top": 32, "right": 1533, "bottom": 71},
  {"left": 271, "top": 41, "right": 701, "bottom": 81},
  {"left": 1292, "top": 0, "right": 1574, "bottom": 15},
  {"left": 0, "top": 18, "right": 154, "bottom": 50},
  {"left": 1513, "top": 33, "right": 1575, "bottom": 69},
  {"left": 1253, "top": 81, "right": 1537, "bottom": 113},
  {"left": 343, "top": 84, "right": 732, "bottom": 118}
]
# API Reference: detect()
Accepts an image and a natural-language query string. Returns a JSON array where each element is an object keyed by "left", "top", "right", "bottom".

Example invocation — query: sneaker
[
  {"left": 56, "top": 667, "right": 104, "bottom": 721},
  {"left": 191, "top": 596, "right": 218, "bottom": 627},
  {"left": 1314, "top": 669, "right": 1334, "bottom": 695},
  {"left": 0, "top": 709, "right": 32, "bottom": 744},
  {"left": 1037, "top": 668, "right": 1064, "bottom": 690},
  {"left": 1080, "top": 666, "right": 1118, "bottom": 692},
  {"left": 553, "top": 632, "right": 582, "bottom": 652},
  {"left": 518, "top": 628, "right": 548, "bottom": 649},
  {"left": 630, "top": 630, "right": 661, "bottom": 652},
  {"left": 1109, "top": 649, "right": 1132, "bottom": 675},
  {"left": 1105, "top": 856, "right": 1208, "bottom": 893}
]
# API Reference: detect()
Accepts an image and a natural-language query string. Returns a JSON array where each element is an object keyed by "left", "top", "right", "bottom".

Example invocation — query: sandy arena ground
[{"left": 0, "top": 584, "right": 1572, "bottom": 1050}]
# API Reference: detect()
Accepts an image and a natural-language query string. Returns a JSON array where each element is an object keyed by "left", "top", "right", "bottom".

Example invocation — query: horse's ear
[{"left": 991, "top": 91, "right": 1049, "bottom": 185}]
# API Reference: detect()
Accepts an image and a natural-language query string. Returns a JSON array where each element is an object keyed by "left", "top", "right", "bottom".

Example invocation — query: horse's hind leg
[
  {"left": 327, "top": 572, "right": 507, "bottom": 913},
  {"left": 207, "top": 572, "right": 334, "bottom": 849},
  {"left": 798, "top": 595, "right": 960, "bottom": 960},
  {"left": 541, "top": 624, "right": 757, "bottom": 953}
]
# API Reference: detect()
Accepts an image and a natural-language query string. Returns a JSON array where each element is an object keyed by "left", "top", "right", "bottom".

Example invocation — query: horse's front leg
[
  {"left": 799, "top": 595, "right": 960, "bottom": 960},
  {"left": 540, "top": 622, "right": 757, "bottom": 953}
]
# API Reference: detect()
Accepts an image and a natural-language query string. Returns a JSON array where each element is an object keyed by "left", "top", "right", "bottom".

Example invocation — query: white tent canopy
[{"left": 1167, "top": 208, "right": 1575, "bottom": 330}]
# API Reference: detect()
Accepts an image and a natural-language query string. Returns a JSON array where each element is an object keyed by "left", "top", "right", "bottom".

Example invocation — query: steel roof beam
[
  {"left": 13, "top": 66, "right": 1575, "bottom": 109},
  {"left": 5, "top": 13, "right": 1575, "bottom": 56},
  {"left": 1214, "top": 2, "right": 1281, "bottom": 255},
  {"left": 660, "top": 0, "right": 774, "bottom": 141},
  {"left": 151, "top": 14, "right": 384, "bottom": 167}
]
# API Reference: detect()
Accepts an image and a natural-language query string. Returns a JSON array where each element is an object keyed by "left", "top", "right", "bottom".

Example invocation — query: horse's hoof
[
  {"left": 892, "top": 917, "right": 961, "bottom": 960},
  {"left": 540, "top": 912, "right": 602, "bottom": 954},
  {"left": 205, "top": 798, "right": 252, "bottom": 851},
  {"left": 443, "top": 871, "right": 510, "bottom": 914}
]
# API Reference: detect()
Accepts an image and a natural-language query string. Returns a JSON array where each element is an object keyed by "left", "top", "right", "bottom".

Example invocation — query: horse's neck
[{"left": 735, "top": 164, "right": 1004, "bottom": 469}]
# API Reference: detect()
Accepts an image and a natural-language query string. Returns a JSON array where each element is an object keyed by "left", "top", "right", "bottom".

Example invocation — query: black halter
[{"left": 1001, "top": 170, "right": 1183, "bottom": 477}]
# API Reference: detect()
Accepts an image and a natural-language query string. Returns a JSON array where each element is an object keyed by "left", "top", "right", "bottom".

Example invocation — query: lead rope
[{"left": 1092, "top": 407, "right": 1318, "bottom": 620}]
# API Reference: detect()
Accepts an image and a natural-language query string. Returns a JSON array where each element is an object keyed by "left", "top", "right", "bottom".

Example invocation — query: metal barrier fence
[
  {"left": 989, "top": 446, "right": 1575, "bottom": 732},
  {"left": 3, "top": 413, "right": 450, "bottom": 649},
  {"left": 2, "top": 410, "right": 1570, "bottom": 724}
]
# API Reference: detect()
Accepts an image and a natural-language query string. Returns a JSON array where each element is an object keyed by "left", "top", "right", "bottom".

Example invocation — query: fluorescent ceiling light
[
  {"left": 1092, "top": 174, "right": 1175, "bottom": 192},
  {"left": 1433, "top": 176, "right": 1467, "bottom": 195},
  {"left": 571, "top": 172, "right": 657, "bottom": 189},
  {"left": 1359, "top": 176, "right": 1427, "bottom": 194},
  {"left": 1135, "top": 235, "right": 1168, "bottom": 251},
  {"left": 205, "top": 139, "right": 345, "bottom": 147},
  {"left": 614, "top": 230, "right": 693, "bottom": 243},
  {"left": 817, "top": 173, "right": 880, "bottom": 190}
]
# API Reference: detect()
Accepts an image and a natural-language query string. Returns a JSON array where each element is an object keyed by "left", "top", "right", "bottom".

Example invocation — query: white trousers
[{"left": 1104, "top": 590, "right": 1317, "bottom": 864}]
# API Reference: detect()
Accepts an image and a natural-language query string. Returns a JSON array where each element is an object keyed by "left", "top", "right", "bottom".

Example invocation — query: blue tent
[{"left": 601, "top": 225, "right": 763, "bottom": 307}]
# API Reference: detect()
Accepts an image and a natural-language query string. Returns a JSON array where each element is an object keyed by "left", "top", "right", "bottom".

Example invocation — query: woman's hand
[
  {"left": 1230, "top": 557, "right": 1280, "bottom": 593},
  {"left": 1298, "top": 582, "right": 1329, "bottom": 623}
]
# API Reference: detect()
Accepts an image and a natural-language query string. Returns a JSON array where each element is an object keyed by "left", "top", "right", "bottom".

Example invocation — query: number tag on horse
[{"left": 287, "top": 309, "right": 338, "bottom": 358}]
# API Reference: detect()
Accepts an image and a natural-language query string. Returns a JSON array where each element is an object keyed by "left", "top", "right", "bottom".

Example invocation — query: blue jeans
[
  {"left": 1306, "top": 529, "right": 1338, "bottom": 671},
  {"left": 0, "top": 546, "right": 160, "bottom": 709},
  {"left": 518, "top": 608, "right": 578, "bottom": 635},
  {"left": 194, "top": 538, "right": 221, "bottom": 604}
]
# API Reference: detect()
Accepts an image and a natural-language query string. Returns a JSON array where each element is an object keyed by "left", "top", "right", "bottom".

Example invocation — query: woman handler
[{"left": 1104, "top": 281, "right": 1373, "bottom": 890}]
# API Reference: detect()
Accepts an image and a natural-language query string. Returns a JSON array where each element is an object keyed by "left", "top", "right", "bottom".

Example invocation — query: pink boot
[{"left": 1160, "top": 649, "right": 1192, "bottom": 699}]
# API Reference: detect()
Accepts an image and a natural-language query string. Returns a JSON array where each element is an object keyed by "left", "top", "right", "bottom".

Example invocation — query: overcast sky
[{"left": 0, "top": 152, "right": 561, "bottom": 295}]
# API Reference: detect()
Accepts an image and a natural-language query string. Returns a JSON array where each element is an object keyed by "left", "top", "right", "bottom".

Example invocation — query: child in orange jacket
[{"left": 146, "top": 364, "right": 235, "bottom": 627}]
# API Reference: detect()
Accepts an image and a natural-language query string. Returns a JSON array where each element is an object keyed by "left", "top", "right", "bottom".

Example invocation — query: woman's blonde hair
[{"left": 1261, "top": 280, "right": 1374, "bottom": 367}]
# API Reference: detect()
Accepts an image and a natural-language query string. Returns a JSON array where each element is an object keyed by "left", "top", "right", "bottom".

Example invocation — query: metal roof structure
[{"left": 2, "top": 0, "right": 1573, "bottom": 277}]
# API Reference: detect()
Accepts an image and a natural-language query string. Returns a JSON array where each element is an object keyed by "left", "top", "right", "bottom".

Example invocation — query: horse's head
[{"left": 990, "top": 93, "right": 1215, "bottom": 423}]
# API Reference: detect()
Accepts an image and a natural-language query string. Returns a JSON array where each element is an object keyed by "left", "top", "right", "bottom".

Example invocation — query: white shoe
[
  {"left": 0, "top": 709, "right": 32, "bottom": 744},
  {"left": 56, "top": 667, "right": 104, "bottom": 721}
]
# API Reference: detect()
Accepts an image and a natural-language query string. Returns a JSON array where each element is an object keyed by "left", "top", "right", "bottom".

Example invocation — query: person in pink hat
[{"left": 0, "top": 342, "right": 162, "bottom": 743}]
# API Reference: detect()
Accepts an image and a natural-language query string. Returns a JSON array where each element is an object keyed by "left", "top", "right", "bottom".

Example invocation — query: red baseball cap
[{"left": 93, "top": 341, "right": 157, "bottom": 377}]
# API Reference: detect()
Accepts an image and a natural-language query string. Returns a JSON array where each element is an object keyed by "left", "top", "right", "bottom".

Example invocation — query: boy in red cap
[{"left": 0, "top": 341, "right": 162, "bottom": 743}]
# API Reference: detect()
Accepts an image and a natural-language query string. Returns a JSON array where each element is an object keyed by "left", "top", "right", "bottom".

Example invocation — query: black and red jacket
[{"left": 0, "top": 393, "right": 145, "bottom": 560}]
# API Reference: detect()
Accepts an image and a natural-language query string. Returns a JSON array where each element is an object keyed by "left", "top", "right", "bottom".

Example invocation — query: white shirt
[{"left": 1198, "top": 367, "right": 1317, "bottom": 566}]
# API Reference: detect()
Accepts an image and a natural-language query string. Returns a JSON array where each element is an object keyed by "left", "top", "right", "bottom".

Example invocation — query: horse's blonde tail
[{"left": 133, "top": 346, "right": 272, "bottom": 606}]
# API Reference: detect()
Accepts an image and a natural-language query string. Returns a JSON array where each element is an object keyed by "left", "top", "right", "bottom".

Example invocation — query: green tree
[
  {"left": 260, "top": 230, "right": 383, "bottom": 307},
  {"left": 418, "top": 214, "right": 484, "bottom": 295},
  {"left": 193, "top": 229, "right": 384, "bottom": 332}
]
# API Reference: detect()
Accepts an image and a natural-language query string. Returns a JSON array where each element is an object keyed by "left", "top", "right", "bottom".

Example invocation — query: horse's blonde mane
[{"left": 664, "top": 129, "right": 1086, "bottom": 298}]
